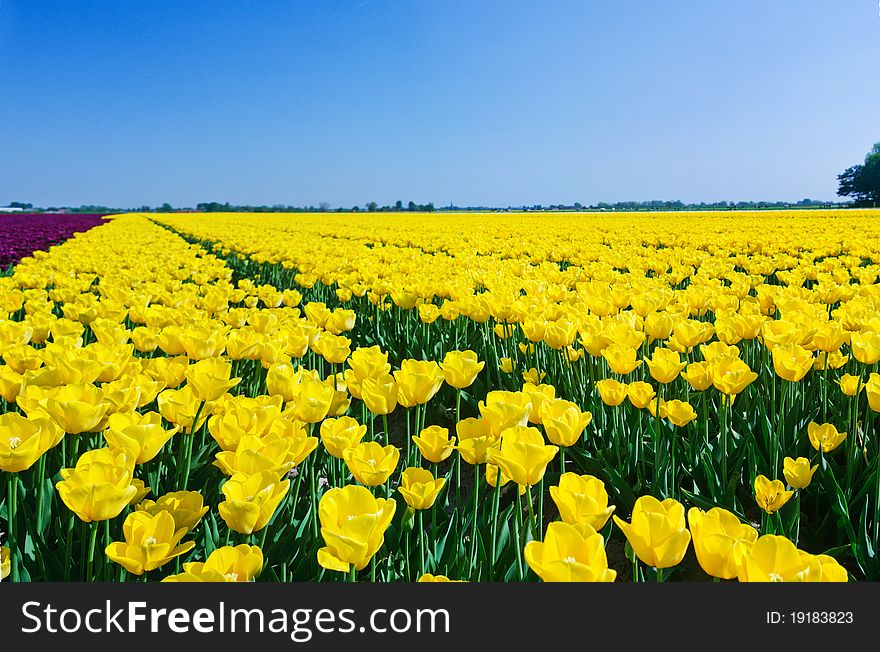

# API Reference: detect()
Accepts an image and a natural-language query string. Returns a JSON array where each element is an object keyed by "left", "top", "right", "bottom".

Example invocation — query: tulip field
[{"left": 2, "top": 209, "right": 880, "bottom": 583}]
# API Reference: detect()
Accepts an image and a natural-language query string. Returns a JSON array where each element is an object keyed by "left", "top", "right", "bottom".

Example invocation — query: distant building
[{"left": 0, "top": 207, "right": 25, "bottom": 212}]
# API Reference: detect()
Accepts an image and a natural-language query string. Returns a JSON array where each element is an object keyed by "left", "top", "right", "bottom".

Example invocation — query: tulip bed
[
  {"left": 2, "top": 209, "right": 880, "bottom": 583},
  {"left": 0, "top": 213, "right": 108, "bottom": 270}
]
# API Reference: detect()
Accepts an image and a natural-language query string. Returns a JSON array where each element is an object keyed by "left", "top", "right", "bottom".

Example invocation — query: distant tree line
[{"left": 837, "top": 142, "right": 880, "bottom": 207}]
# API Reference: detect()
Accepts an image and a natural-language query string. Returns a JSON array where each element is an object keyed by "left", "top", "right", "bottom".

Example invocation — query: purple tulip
[{"left": 0, "top": 213, "right": 108, "bottom": 269}]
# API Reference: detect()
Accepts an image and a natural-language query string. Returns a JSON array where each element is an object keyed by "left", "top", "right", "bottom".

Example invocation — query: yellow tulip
[
  {"left": 613, "top": 495, "right": 691, "bottom": 569},
  {"left": 850, "top": 330, "right": 880, "bottom": 365},
  {"left": 807, "top": 421, "right": 847, "bottom": 453},
  {"left": 184, "top": 356, "right": 240, "bottom": 401},
  {"left": 478, "top": 390, "right": 531, "bottom": 437},
  {"left": 595, "top": 378, "right": 628, "bottom": 406},
  {"left": 521, "top": 383, "right": 556, "bottom": 424},
  {"left": 549, "top": 472, "right": 615, "bottom": 530},
  {"left": 681, "top": 361, "right": 713, "bottom": 391},
  {"left": 487, "top": 425, "right": 557, "bottom": 487},
  {"left": 525, "top": 521, "right": 616, "bottom": 582},
  {"left": 772, "top": 343, "right": 814, "bottom": 382},
  {"left": 165, "top": 544, "right": 264, "bottom": 582},
  {"left": 710, "top": 356, "right": 758, "bottom": 395},
  {"left": 540, "top": 399, "right": 592, "bottom": 447},
  {"left": 485, "top": 463, "right": 526, "bottom": 495},
  {"left": 136, "top": 491, "right": 209, "bottom": 531},
  {"left": 103, "top": 411, "right": 179, "bottom": 464},
  {"left": 687, "top": 507, "right": 758, "bottom": 579},
  {"left": 289, "top": 379, "right": 334, "bottom": 423},
  {"left": 664, "top": 399, "right": 697, "bottom": 427},
  {"left": 645, "top": 348, "right": 686, "bottom": 384},
  {"left": 836, "top": 373, "right": 862, "bottom": 397},
  {"left": 360, "top": 373, "right": 398, "bottom": 415},
  {"left": 56, "top": 458, "right": 138, "bottom": 522},
  {"left": 601, "top": 343, "right": 642, "bottom": 375},
  {"left": 105, "top": 510, "right": 195, "bottom": 575},
  {"left": 439, "top": 350, "right": 485, "bottom": 388},
  {"left": 343, "top": 440, "right": 400, "bottom": 486},
  {"left": 398, "top": 467, "right": 446, "bottom": 510},
  {"left": 218, "top": 471, "right": 290, "bottom": 535},
  {"left": 455, "top": 417, "right": 494, "bottom": 465},
  {"left": 783, "top": 457, "right": 817, "bottom": 489},
  {"left": 417, "top": 573, "right": 464, "bottom": 582},
  {"left": 0, "top": 546, "right": 9, "bottom": 581},
  {"left": 317, "top": 484, "right": 396, "bottom": 572},
  {"left": 320, "top": 416, "right": 367, "bottom": 458},
  {"left": 394, "top": 359, "right": 444, "bottom": 407},
  {"left": 868, "top": 373, "right": 880, "bottom": 412},
  {"left": 626, "top": 381, "right": 656, "bottom": 409},
  {"left": 214, "top": 435, "right": 296, "bottom": 477},
  {"left": 0, "top": 412, "right": 63, "bottom": 472},
  {"left": 736, "top": 534, "right": 813, "bottom": 582},
  {"left": 412, "top": 425, "right": 455, "bottom": 464},
  {"left": 157, "top": 385, "right": 213, "bottom": 433},
  {"left": 40, "top": 383, "right": 109, "bottom": 434},
  {"left": 754, "top": 475, "right": 793, "bottom": 514}
]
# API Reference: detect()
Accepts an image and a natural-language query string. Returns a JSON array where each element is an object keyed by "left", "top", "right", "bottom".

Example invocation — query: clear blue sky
[{"left": 1, "top": 0, "right": 878, "bottom": 208}]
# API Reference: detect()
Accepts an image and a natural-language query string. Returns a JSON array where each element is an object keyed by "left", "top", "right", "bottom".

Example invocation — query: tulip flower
[
  {"left": 521, "top": 382, "right": 555, "bottom": 423},
  {"left": 417, "top": 573, "right": 464, "bottom": 582},
  {"left": 836, "top": 373, "right": 862, "bottom": 397},
  {"left": 525, "top": 522, "right": 616, "bottom": 582},
  {"left": 807, "top": 422, "right": 846, "bottom": 453},
  {"left": 601, "top": 343, "right": 642, "bottom": 375},
  {"left": 455, "top": 418, "right": 494, "bottom": 465},
  {"left": 771, "top": 344, "right": 814, "bottom": 382},
  {"left": 850, "top": 330, "right": 880, "bottom": 365},
  {"left": 394, "top": 359, "right": 444, "bottom": 407},
  {"left": 136, "top": 491, "right": 209, "bottom": 532},
  {"left": 289, "top": 379, "right": 335, "bottom": 423},
  {"left": 214, "top": 435, "right": 298, "bottom": 477},
  {"left": 56, "top": 459, "right": 138, "bottom": 522},
  {"left": 736, "top": 534, "right": 814, "bottom": 582},
  {"left": 645, "top": 348, "right": 686, "bottom": 384},
  {"left": 264, "top": 418, "right": 319, "bottom": 467},
  {"left": 549, "top": 473, "right": 615, "bottom": 530},
  {"left": 613, "top": 495, "right": 691, "bottom": 569},
  {"left": 412, "top": 425, "right": 455, "bottom": 464},
  {"left": 320, "top": 416, "right": 367, "bottom": 459},
  {"left": 595, "top": 378, "right": 628, "bottom": 406},
  {"left": 317, "top": 484, "right": 396, "bottom": 573},
  {"left": 360, "top": 373, "right": 398, "bottom": 415},
  {"left": 710, "top": 356, "right": 758, "bottom": 395},
  {"left": 754, "top": 475, "right": 793, "bottom": 514},
  {"left": 0, "top": 412, "right": 63, "bottom": 472},
  {"left": 664, "top": 399, "right": 697, "bottom": 427},
  {"left": 103, "top": 411, "right": 179, "bottom": 465},
  {"left": 439, "top": 350, "right": 485, "bottom": 388},
  {"left": 681, "top": 361, "right": 713, "bottom": 391},
  {"left": 687, "top": 507, "right": 758, "bottom": 579},
  {"left": 626, "top": 381, "right": 656, "bottom": 409},
  {"left": 105, "top": 511, "right": 195, "bottom": 575},
  {"left": 487, "top": 425, "right": 558, "bottom": 488},
  {"left": 540, "top": 399, "right": 592, "bottom": 447},
  {"left": 40, "top": 383, "right": 109, "bottom": 434},
  {"left": 783, "top": 457, "right": 817, "bottom": 489},
  {"left": 0, "top": 546, "right": 9, "bottom": 581},
  {"left": 157, "top": 385, "right": 212, "bottom": 433},
  {"left": 801, "top": 552, "right": 848, "bottom": 582},
  {"left": 164, "top": 544, "right": 264, "bottom": 582},
  {"left": 218, "top": 471, "right": 290, "bottom": 535},
  {"left": 343, "top": 441, "right": 400, "bottom": 486},
  {"left": 478, "top": 390, "right": 531, "bottom": 438},
  {"left": 867, "top": 373, "right": 880, "bottom": 412},
  {"left": 398, "top": 467, "right": 446, "bottom": 510},
  {"left": 184, "top": 356, "right": 240, "bottom": 401}
]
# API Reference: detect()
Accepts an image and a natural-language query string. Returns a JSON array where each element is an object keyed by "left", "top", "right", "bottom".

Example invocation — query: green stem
[
  {"left": 85, "top": 522, "right": 99, "bottom": 582},
  {"left": 7, "top": 473, "right": 18, "bottom": 582}
]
